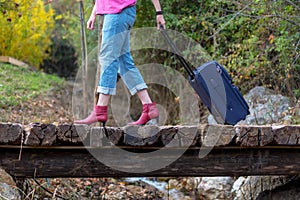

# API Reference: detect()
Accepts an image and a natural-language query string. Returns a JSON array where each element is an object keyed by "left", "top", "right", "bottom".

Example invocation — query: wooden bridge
[{"left": 0, "top": 123, "right": 299, "bottom": 178}]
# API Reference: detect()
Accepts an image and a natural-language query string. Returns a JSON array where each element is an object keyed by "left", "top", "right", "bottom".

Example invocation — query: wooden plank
[
  {"left": 24, "top": 123, "right": 57, "bottom": 146},
  {"left": 1, "top": 123, "right": 300, "bottom": 147},
  {"left": 0, "top": 56, "right": 29, "bottom": 68},
  {"left": 272, "top": 125, "right": 300, "bottom": 145},
  {"left": 1, "top": 123, "right": 300, "bottom": 178},
  {"left": 235, "top": 125, "right": 300, "bottom": 147},
  {"left": 1, "top": 146, "right": 300, "bottom": 178},
  {"left": 235, "top": 125, "right": 267, "bottom": 147},
  {"left": 0, "top": 123, "right": 22, "bottom": 145}
]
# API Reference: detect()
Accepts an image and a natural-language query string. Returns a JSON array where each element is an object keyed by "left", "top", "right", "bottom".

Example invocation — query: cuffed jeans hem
[
  {"left": 97, "top": 86, "right": 117, "bottom": 95},
  {"left": 129, "top": 83, "right": 148, "bottom": 95}
]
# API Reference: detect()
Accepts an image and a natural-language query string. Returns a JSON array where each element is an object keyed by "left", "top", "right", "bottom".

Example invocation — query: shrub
[{"left": 0, "top": 0, "right": 54, "bottom": 68}]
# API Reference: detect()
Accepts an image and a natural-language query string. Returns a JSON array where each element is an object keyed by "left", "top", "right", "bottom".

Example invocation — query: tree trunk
[
  {"left": 79, "top": 0, "right": 88, "bottom": 115},
  {"left": 94, "top": 16, "right": 103, "bottom": 105}
]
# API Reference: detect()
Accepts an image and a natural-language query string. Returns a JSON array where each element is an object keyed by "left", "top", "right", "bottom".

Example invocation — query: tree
[
  {"left": 0, "top": 0, "right": 54, "bottom": 68},
  {"left": 136, "top": 0, "right": 300, "bottom": 98}
]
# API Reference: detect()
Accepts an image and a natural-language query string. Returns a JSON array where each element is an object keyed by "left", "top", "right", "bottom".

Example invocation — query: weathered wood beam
[
  {"left": 0, "top": 146, "right": 299, "bottom": 178},
  {"left": 1, "top": 123, "right": 300, "bottom": 178},
  {"left": 0, "top": 123, "right": 299, "bottom": 147}
]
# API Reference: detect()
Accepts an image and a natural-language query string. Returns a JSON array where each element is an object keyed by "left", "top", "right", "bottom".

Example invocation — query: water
[{"left": 125, "top": 177, "right": 187, "bottom": 200}]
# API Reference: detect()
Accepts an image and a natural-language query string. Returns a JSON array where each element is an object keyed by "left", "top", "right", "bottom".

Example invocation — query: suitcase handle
[
  {"left": 160, "top": 26, "right": 225, "bottom": 121},
  {"left": 160, "top": 25, "right": 195, "bottom": 79}
]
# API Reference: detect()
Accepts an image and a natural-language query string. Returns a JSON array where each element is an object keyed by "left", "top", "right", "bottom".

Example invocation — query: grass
[{"left": 0, "top": 63, "right": 65, "bottom": 109}]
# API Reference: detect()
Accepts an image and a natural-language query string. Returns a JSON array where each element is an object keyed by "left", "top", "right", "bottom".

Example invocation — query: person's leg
[
  {"left": 129, "top": 89, "right": 159, "bottom": 125},
  {"left": 136, "top": 89, "right": 152, "bottom": 104},
  {"left": 118, "top": 7, "right": 148, "bottom": 96},
  {"left": 97, "top": 93, "right": 110, "bottom": 106},
  {"left": 119, "top": 53, "right": 159, "bottom": 125},
  {"left": 97, "top": 13, "right": 127, "bottom": 96},
  {"left": 75, "top": 6, "right": 159, "bottom": 126},
  {"left": 116, "top": 6, "right": 159, "bottom": 125},
  {"left": 75, "top": 10, "right": 129, "bottom": 126}
]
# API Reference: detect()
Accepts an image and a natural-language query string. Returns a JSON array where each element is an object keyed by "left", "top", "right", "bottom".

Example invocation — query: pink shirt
[{"left": 95, "top": 0, "right": 137, "bottom": 14}]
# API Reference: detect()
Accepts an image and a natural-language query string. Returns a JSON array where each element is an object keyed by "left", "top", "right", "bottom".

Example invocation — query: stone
[
  {"left": 239, "top": 86, "right": 291, "bottom": 125},
  {"left": 232, "top": 176, "right": 289, "bottom": 200},
  {"left": 0, "top": 183, "right": 21, "bottom": 200},
  {"left": 0, "top": 168, "right": 21, "bottom": 200},
  {"left": 198, "top": 177, "right": 234, "bottom": 199},
  {"left": 256, "top": 179, "right": 300, "bottom": 200},
  {"left": 208, "top": 86, "right": 293, "bottom": 125}
]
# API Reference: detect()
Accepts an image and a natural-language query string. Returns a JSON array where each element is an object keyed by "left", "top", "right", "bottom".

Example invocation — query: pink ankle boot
[
  {"left": 128, "top": 103, "right": 159, "bottom": 125},
  {"left": 74, "top": 105, "right": 108, "bottom": 127}
]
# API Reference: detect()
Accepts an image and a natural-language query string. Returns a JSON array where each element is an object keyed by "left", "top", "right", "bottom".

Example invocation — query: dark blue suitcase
[
  {"left": 161, "top": 28, "right": 250, "bottom": 125},
  {"left": 189, "top": 61, "right": 250, "bottom": 125}
]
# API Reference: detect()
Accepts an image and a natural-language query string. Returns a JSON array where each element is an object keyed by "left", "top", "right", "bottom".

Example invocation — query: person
[{"left": 75, "top": 0, "right": 166, "bottom": 126}]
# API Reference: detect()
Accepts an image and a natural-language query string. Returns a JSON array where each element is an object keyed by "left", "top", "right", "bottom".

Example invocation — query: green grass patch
[{"left": 0, "top": 63, "right": 65, "bottom": 109}]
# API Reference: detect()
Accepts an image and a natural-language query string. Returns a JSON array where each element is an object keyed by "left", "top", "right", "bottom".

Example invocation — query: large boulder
[
  {"left": 0, "top": 168, "right": 21, "bottom": 200},
  {"left": 231, "top": 176, "right": 289, "bottom": 200},
  {"left": 256, "top": 179, "right": 300, "bottom": 200},
  {"left": 240, "top": 86, "right": 291, "bottom": 125},
  {"left": 208, "top": 86, "right": 292, "bottom": 125}
]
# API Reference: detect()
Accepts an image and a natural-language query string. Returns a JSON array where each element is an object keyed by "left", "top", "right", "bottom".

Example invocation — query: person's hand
[
  {"left": 156, "top": 15, "right": 165, "bottom": 30},
  {"left": 87, "top": 14, "right": 96, "bottom": 30}
]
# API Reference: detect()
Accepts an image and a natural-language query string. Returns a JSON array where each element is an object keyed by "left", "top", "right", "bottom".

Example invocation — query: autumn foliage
[{"left": 0, "top": 0, "right": 54, "bottom": 68}]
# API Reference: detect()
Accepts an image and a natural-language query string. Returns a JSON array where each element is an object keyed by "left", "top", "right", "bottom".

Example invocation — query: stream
[{"left": 126, "top": 177, "right": 188, "bottom": 200}]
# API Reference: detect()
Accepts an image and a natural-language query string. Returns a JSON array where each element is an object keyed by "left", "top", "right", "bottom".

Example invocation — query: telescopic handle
[{"left": 159, "top": 25, "right": 195, "bottom": 79}]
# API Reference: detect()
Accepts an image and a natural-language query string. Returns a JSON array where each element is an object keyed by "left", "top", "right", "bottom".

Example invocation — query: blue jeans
[{"left": 97, "top": 6, "right": 147, "bottom": 95}]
